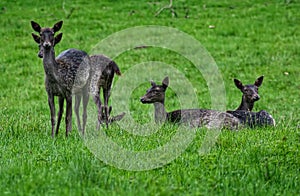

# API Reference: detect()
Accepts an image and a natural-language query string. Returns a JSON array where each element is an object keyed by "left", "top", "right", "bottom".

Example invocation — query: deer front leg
[
  {"left": 56, "top": 96, "right": 64, "bottom": 136},
  {"left": 74, "top": 94, "right": 82, "bottom": 132},
  {"left": 65, "top": 96, "right": 72, "bottom": 137},
  {"left": 47, "top": 94, "right": 56, "bottom": 137}
]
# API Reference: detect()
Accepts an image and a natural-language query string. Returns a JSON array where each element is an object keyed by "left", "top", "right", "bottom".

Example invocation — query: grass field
[{"left": 0, "top": 0, "right": 299, "bottom": 195}]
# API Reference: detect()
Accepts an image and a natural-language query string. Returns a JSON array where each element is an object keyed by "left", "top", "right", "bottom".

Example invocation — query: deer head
[
  {"left": 140, "top": 76, "right": 169, "bottom": 104},
  {"left": 234, "top": 75, "right": 264, "bottom": 111},
  {"left": 31, "top": 21, "right": 63, "bottom": 53},
  {"left": 234, "top": 76, "right": 264, "bottom": 102}
]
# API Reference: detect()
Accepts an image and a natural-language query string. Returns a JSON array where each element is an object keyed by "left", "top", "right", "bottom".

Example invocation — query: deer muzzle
[
  {"left": 38, "top": 51, "right": 43, "bottom": 58},
  {"left": 43, "top": 41, "right": 51, "bottom": 48},
  {"left": 140, "top": 97, "right": 149, "bottom": 103},
  {"left": 253, "top": 94, "right": 260, "bottom": 101}
]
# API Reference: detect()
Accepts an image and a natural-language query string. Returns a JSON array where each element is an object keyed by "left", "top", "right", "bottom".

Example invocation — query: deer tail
[{"left": 110, "top": 60, "right": 122, "bottom": 76}]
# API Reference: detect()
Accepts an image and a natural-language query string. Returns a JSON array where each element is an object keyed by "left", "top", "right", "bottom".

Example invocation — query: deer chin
[
  {"left": 140, "top": 98, "right": 152, "bottom": 104},
  {"left": 252, "top": 96, "right": 260, "bottom": 101}
]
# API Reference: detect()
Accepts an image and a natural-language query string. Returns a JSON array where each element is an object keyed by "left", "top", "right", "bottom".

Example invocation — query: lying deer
[
  {"left": 140, "top": 77, "right": 241, "bottom": 130},
  {"left": 31, "top": 21, "right": 91, "bottom": 136},
  {"left": 34, "top": 28, "right": 122, "bottom": 128},
  {"left": 227, "top": 76, "right": 275, "bottom": 127}
]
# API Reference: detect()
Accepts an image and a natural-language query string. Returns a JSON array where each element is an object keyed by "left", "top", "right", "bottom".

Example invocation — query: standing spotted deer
[
  {"left": 227, "top": 76, "right": 275, "bottom": 127},
  {"left": 31, "top": 21, "right": 91, "bottom": 136},
  {"left": 34, "top": 29, "right": 122, "bottom": 129},
  {"left": 140, "top": 77, "right": 241, "bottom": 130},
  {"left": 89, "top": 55, "right": 122, "bottom": 128}
]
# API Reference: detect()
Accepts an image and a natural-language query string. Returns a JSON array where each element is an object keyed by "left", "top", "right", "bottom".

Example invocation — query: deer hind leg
[
  {"left": 103, "top": 87, "right": 111, "bottom": 128},
  {"left": 56, "top": 96, "right": 64, "bottom": 136},
  {"left": 92, "top": 87, "right": 102, "bottom": 130},
  {"left": 103, "top": 74, "right": 114, "bottom": 128},
  {"left": 82, "top": 86, "right": 89, "bottom": 135},
  {"left": 74, "top": 94, "right": 82, "bottom": 132}
]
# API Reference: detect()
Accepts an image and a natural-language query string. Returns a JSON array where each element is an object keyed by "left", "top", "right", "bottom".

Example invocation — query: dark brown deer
[
  {"left": 36, "top": 46, "right": 94, "bottom": 133},
  {"left": 227, "top": 76, "right": 275, "bottom": 127},
  {"left": 31, "top": 21, "right": 91, "bottom": 136},
  {"left": 140, "top": 77, "right": 241, "bottom": 130},
  {"left": 36, "top": 45, "right": 122, "bottom": 128},
  {"left": 89, "top": 55, "right": 122, "bottom": 128}
]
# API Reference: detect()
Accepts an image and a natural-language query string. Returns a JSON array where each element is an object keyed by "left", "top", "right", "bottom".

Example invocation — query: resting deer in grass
[
  {"left": 31, "top": 21, "right": 91, "bottom": 136},
  {"left": 140, "top": 77, "right": 241, "bottom": 130},
  {"left": 227, "top": 76, "right": 275, "bottom": 127},
  {"left": 35, "top": 36, "right": 122, "bottom": 128}
]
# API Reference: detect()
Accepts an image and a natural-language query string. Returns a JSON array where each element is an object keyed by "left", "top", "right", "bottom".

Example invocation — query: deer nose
[
  {"left": 38, "top": 52, "right": 43, "bottom": 58},
  {"left": 253, "top": 94, "right": 260, "bottom": 101},
  {"left": 43, "top": 41, "right": 51, "bottom": 48},
  {"left": 140, "top": 97, "right": 148, "bottom": 103}
]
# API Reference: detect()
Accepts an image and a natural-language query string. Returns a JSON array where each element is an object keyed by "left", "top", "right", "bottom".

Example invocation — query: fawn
[
  {"left": 140, "top": 77, "right": 241, "bottom": 130},
  {"left": 31, "top": 21, "right": 91, "bottom": 136},
  {"left": 227, "top": 76, "right": 275, "bottom": 127},
  {"left": 36, "top": 43, "right": 122, "bottom": 128}
]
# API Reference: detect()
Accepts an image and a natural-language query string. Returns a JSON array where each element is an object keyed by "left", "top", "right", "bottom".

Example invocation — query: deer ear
[
  {"left": 31, "top": 21, "right": 41, "bottom": 33},
  {"left": 162, "top": 76, "right": 169, "bottom": 88},
  {"left": 54, "top": 33, "right": 63, "bottom": 45},
  {"left": 150, "top": 80, "right": 156, "bottom": 86},
  {"left": 53, "top": 21, "right": 63, "bottom": 33},
  {"left": 234, "top": 78, "right": 243, "bottom": 90},
  {"left": 31, "top": 33, "right": 40, "bottom": 44},
  {"left": 254, "top": 75, "right": 264, "bottom": 87}
]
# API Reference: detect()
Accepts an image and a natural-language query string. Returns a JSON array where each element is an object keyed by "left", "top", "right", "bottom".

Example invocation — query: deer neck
[
  {"left": 153, "top": 102, "right": 167, "bottom": 124},
  {"left": 42, "top": 46, "right": 59, "bottom": 78},
  {"left": 237, "top": 96, "right": 254, "bottom": 111}
]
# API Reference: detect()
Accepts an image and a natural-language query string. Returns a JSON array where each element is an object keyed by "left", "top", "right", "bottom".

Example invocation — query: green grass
[{"left": 0, "top": 0, "right": 299, "bottom": 195}]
